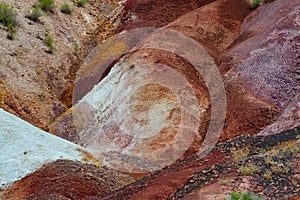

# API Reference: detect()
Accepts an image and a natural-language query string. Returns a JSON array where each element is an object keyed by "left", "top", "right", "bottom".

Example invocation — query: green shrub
[
  {"left": 7, "top": 26, "right": 16, "bottom": 40},
  {"left": 228, "top": 191, "right": 263, "bottom": 200},
  {"left": 263, "top": 170, "right": 272, "bottom": 180},
  {"left": 44, "top": 35, "right": 55, "bottom": 53},
  {"left": 27, "top": 6, "right": 44, "bottom": 21},
  {"left": 38, "top": 0, "right": 55, "bottom": 12},
  {"left": 60, "top": 3, "right": 72, "bottom": 14},
  {"left": 74, "top": 0, "right": 87, "bottom": 7},
  {"left": 0, "top": 2, "right": 17, "bottom": 40},
  {"left": 230, "top": 191, "right": 240, "bottom": 200},
  {"left": 250, "top": 0, "right": 261, "bottom": 10},
  {"left": 0, "top": 2, "right": 16, "bottom": 28},
  {"left": 27, "top": 0, "right": 54, "bottom": 22},
  {"left": 219, "top": 179, "right": 230, "bottom": 185}
]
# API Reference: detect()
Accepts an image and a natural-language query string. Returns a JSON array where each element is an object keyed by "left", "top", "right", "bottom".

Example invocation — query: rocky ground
[
  {"left": 96, "top": 128, "right": 299, "bottom": 200},
  {"left": 0, "top": 0, "right": 299, "bottom": 199}
]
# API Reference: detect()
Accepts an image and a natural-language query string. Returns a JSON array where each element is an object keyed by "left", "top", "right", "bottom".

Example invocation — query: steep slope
[{"left": 0, "top": 0, "right": 119, "bottom": 130}]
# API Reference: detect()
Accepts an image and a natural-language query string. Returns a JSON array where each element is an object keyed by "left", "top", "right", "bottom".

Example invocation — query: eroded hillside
[{"left": 0, "top": 0, "right": 299, "bottom": 199}]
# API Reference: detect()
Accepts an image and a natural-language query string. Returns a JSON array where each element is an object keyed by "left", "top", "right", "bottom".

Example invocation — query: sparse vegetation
[
  {"left": 264, "top": 155, "right": 274, "bottom": 165},
  {"left": 231, "top": 147, "right": 250, "bottom": 164},
  {"left": 219, "top": 179, "right": 230, "bottom": 185},
  {"left": 263, "top": 170, "right": 272, "bottom": 180},
  {"left": 239, "top": 163, "right": 258, "bottom": 176},
  {"left": 27, "top": 0, "right": 55, "bottom": 21},
  {"left": 44, "top": 34, "right": 55, "bottom": 53},
  {"left": 74, "top": 40, "right": 79, "bottom": 53},
  {"left": 38, "top": 0, "right": 55, "bottom": 12},
  {"left": 61, "top": 3, "right": 72, "bottom": 14},
  {"left": 74, "top": 0, "right": 87, "bottom": 7},
  {"left": 0, "top": 2, "right": 17, "bottom": 40},
  {"left": 227, "top": 191, "right": 263, "bottom": 200},
  {"left": 0, "top": 2, "right": 16, "bottom": 28},
  {"left": 250, "top": 0, "right": 261, "bottom": 10},
  {"left": 7, "top": 26, "right": 17, "bottom": 40},
  {"left": 27, "top": 6, "right": 44, "bottom": 21},
  {"left": 270, "top": 164, "right": 289, "bottom": 174}
]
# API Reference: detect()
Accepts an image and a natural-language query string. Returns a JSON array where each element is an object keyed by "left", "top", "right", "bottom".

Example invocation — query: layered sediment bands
[
  {"left": 3, "top": 160, "right": 134, "bottom": 200},
  {"left": 51, "top": 0, "right": 249, "bottom": 152},
  {"left": 117, "top": 0, "right": 216, "bottom": 31},
  {"left": 71, "top": 33, "right": 217, "bottom": 172},
  {"left": 0, "top": 0, "right": 121, "bottom": 131},
  {"left": 166, "top": 0, "right": 250, "bottom": 58},
  {"left": 50, "top": 0, "right": 299, "bottom": 174},
  {"left": 220, "top": 0, "right": 300, "bottom": 139}
]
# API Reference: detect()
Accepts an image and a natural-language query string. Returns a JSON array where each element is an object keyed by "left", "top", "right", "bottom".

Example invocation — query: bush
[
  {"left": 250, "top": 0, "right": 261, "bottom": 10},
  {"left": 228, "top": 191, "right": 263, "bottom": 200},
  {"left": 0, "top": 2, "right": 17, "bottom": 40},
  {"left": 38, "top": 0, "right": 55, "bottom": 12},
  {"left": 27, "top": 7, "right": 44, "bottom": 21},
  {"left": 239, "top": 164, "right": 257, "bottom": 176},
  {"left": 7, "top": 26, "right": 16, "bottom": 40},
  {"left": 44, "top": 35, "right": 55, "bottom": 53},
  {"left": 61, "top": 3, "right": 72, "bottom": 14},
  {"left": 231, "top": 147, "right": 250, "bottom": 164},
  {"left": 0, "top": 2, "right": 16, "bottom": 28},
  {"left": 27, "top": 0, "right": 54, "bottom": 22}
]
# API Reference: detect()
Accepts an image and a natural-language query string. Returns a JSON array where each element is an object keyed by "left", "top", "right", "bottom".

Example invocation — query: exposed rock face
[
  {"left": 57, "top": 29, "right": 218, "bottom": 173},
  {"left": 1, "top": 0, "right": 299, "bottom": 199},
  {"left": 50, "top": 0, "right": 251, "bottom": 172},
  {"left": 0, "top": 0, "right": 119, "bottom": 130},
  {"left": 0, "top": 109, "right": 101, "bottom": 188},
  {"left": 0, "top": 108, "right": 134, "bottom": 199},
  {"left": 165, "top": 0, "right": 250, "bottom": 58},
  {"left": 222, "top": 0, "right": 300, "bottom": 108},
  {"left": 259, "top": 93, "right": 300, "bottom": 136},
  {"left": 97, "top": 129, "right": 300, "bottom": 200},
  {"left": 50, "top": 0, "right": 299, "bottom": 173},
  {"left": 220, "top": 0, "right": 300, "bottom": 138}
]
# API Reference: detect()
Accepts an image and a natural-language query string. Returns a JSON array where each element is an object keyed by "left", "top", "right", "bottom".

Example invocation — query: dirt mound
[{"left": 3, "top": 160, "right": 134, "bottom": 199}]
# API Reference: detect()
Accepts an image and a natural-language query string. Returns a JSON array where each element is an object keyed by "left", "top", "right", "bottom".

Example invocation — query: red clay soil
[
  {"left": 3, "top": 160, "right": 133, "bottom": 200},
  {"left": 117, "top": 0, "right": 215, "bottom": 32},
  {"left": 96, "top": 149, "right": 228, "bottom": 199},
  {"left": 92, "top": 129, "right": 300, "bottom": 200},
  {"left": 118, "top": 0, "right": 251, "bottom": 60}
]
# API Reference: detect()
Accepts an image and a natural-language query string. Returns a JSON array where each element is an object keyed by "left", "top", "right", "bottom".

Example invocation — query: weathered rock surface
[
  {"left": 0, "top": 109, "right": 101, "bottom": 189},
  {"left": 116, "top": 0, "right": 216, "bottom": 31},
  {"left": 166, "top": 0, "right": 250, "bottom": 58},
  {"left": 0, "top": 0, "right": 119, "bottom": 130},
  {"left": 219, "top": 0, "right": 300, "bottom": 139},
  {"left": 56, "top": 35, "right": 215, "bottom": 173},
  {"left": 1, "top": 0, "right": 299, "bottom": 199},
  {"left": 2, "top": 160, "right": 134, "bottom": 200},
  {"left": 50, "top": 0, "right": 251, "bottom": 173},
  {"left": 259, "top": 92, "right": 300, "bottom": 136}
]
